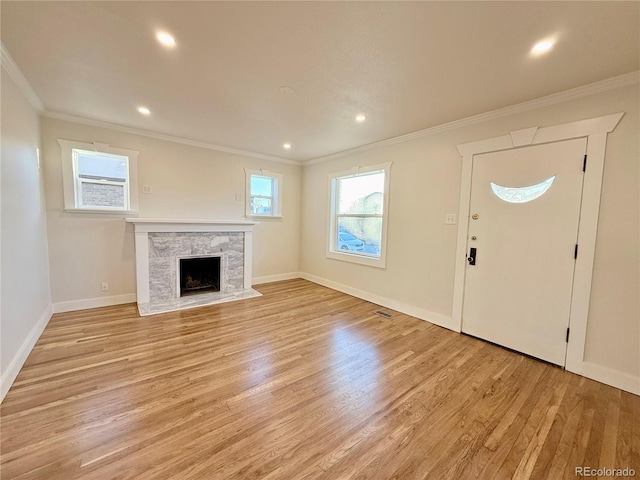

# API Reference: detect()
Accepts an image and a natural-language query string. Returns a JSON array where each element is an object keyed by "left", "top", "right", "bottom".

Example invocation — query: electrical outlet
[
  {"left": 445, "top": 214, "right": 457, "bottom": 225},
  {"left": 235, "top": 193, "right": 242, "bottom": 201},
  {"left": 142, "top": 185, "right": 153, "bottom": 194},
  {"left": 101, "top": 282, "right": 109, "bottom": 291}
]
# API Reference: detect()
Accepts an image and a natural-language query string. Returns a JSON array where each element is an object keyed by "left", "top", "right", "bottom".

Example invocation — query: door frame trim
[{"left": 452, "top": 113, "right": 624, "bottom": 373}]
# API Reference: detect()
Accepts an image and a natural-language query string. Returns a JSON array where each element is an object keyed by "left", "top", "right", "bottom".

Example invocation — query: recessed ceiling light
[
  {"left": 279, "top": 86, "right": 295, "bottom": 96},
  {"left": 283, "top": 143, "right": 292, "bottom": 150},
  {"left": 355, "top": 114, "right": 367, "bottom": 123},
  {"left": 138, "top": 106, "right": 151, "bottom": 115},
  {"left": 156, "top": 32, "right": 176, "bottom": 48},
  {"left": 531, "top": 39, "right": 554, "bottom": 56}
]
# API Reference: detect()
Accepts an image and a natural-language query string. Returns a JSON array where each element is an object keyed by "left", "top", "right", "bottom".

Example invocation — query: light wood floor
[{"left": 1, "top": 279, "right": 638, "bottom": 479}]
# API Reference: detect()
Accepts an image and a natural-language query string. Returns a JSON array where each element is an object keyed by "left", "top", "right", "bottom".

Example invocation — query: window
[
  {"left": 58, "top": 139, "right": 139, "bottom": 213},
  {"left": 245, "top": 169, "right": 283, "bottom": 217},
  {"left": 490, "top": 176, "right": 555, "bottom": 203},
  {"left": 327, "top": 163, "right": 391, "bottom": 268},
  {"left": 75, "top": 150, "right": 129, "bottom": 209}
]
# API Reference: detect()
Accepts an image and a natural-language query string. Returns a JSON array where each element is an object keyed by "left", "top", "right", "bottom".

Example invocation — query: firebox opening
[{"left": 179, "top": 256, "right": 221, "bottom": 297}]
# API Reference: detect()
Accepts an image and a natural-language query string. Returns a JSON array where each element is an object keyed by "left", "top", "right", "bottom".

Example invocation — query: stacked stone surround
[{"left": 148, "top": 232, "right": 244, "bottom": 302}]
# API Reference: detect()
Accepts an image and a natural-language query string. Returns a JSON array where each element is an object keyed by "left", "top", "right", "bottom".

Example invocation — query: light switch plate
[{"left": 445, "top": 214, "right": 457, "bottom": 225}]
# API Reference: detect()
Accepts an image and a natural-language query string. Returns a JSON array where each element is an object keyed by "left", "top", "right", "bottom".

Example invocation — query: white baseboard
[
  {"left": 52, "top": 293, "right": 137, "bottom": 313},
  {"left": 1, "top": 304, "right": 53, "bottom": 402},
  {"left": 252, "top": 272, "right": 301, "bottom": 285},
  {"left": 578, "top": 361, "right": 640, "bottom": 396},
  {"left": 299, "top": 272, "right": 457, "bottom": 331}
]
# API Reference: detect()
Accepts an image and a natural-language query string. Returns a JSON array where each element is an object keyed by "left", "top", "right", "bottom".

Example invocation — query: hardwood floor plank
[
  {"left": 1, "top": 279, "right": 638, "bottom": 479},
  {"left": 632, "top": 395, "right": 640, "bottom": 475},
  {"left": 542, "top": 376, "right": 588, "bottom": 479},
  {"left": 600, "top": 390, "right": 622, "bottom": 470}
]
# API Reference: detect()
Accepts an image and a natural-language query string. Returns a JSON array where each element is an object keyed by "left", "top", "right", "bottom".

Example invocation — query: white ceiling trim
[
  {"left": 41, "top": 111, "right": 301, "bottom": 166},
  {"left": 1, "top": 43, "right": 44, "bottom": 113},
  {"left": 304, "top": 71, "right": 640, "bottom": 166}
]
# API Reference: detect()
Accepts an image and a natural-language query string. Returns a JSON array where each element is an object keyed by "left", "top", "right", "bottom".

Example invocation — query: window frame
[
  {"left": 58, "top": 139, "right": 139, "bottom": 214},
  {"left": 244, "top": 168, "right": 283, "bottom": 218},
  {"left": 326, "top": 162, "right": 392, "bottom": 268}
]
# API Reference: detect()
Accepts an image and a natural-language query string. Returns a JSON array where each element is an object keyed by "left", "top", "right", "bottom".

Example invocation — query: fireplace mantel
[
  {"left": 126, "top": 218, "right": 259, "bottom": 315},
  {"left": 126, "top": 218, "right": 258, "bottom": 233}
]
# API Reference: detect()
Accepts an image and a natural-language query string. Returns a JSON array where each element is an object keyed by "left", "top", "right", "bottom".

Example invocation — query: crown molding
[
  {"left": 304, "top": 71, "right": 640, "bottom": 166},
  {"left": 1, "top": 43, "right": 45, "bottom": 113},
  {"left": 41, "top": 111, "right": 302, "bottom": 166}
]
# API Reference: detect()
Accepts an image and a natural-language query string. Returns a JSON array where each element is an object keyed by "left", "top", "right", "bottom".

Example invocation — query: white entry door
[{"left": 462, "top": 138, "right": 587, "bottom": 366}]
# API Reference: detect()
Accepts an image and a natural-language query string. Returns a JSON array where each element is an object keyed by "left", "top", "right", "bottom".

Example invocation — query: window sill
[
  {"left": 64, "top": 208, "right": 139, "bottom": 215},
  {"left": 326, "top": 250, "right": 386, "bottom": 268},
  {"left": 246, "top": 214, "right": 283, "bottom": 219}
]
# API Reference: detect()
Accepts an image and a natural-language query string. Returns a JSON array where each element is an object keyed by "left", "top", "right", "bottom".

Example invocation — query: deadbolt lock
[
  {"left": 467, "top": 247, "right": 477, "bottom": 265},
  {"left": 472, "top": 213, "right": 479, "bottom": 220},
  {"left": 471, "top": 235, "right": 477, "bottom": 241}
]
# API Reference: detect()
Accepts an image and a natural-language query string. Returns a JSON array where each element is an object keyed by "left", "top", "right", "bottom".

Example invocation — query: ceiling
[{"left": 2, "top": 1, "right": 638, "bottom": 162}]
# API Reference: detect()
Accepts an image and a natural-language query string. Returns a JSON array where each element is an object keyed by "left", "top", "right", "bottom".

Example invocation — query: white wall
[
  {"left": 300, "top": 84, "right": 639, "bottom": 388},
  {"left": 41, "top": 117, "right": 301, "bottom": 309},
  {"left": 1, "top": 68, "right": 52, "bottom": 399}
]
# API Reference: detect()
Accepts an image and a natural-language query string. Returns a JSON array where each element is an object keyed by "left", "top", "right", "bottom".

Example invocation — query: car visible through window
[{"left": 337, "top": 232, "right": 365, "bottom": 251}]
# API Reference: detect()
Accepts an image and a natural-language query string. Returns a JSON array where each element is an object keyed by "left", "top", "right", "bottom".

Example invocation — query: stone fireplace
[{"left": 126, "top": 219, "right": 261, "bottom": 315}]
